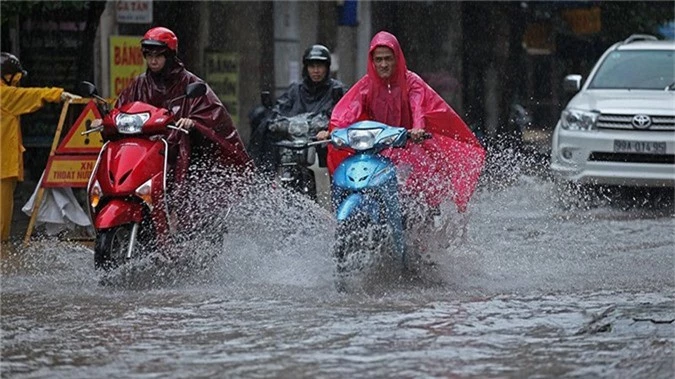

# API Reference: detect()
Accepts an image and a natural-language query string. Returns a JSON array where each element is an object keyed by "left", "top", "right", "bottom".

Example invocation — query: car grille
[
  {"left": 597, "top": 114, "right": 675, "bottom": 131},
  {"left": 589, "top": 152, "right": 675, "bottom": 164}
]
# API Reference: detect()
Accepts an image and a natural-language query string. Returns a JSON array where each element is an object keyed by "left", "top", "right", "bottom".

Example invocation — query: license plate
[{"left": 613, "top": 140, "right": 666, "bottom": 154}]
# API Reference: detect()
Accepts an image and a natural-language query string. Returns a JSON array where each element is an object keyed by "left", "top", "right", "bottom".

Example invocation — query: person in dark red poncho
[{"left": 115, "top": 27, "right": 252, "bottom": 187}]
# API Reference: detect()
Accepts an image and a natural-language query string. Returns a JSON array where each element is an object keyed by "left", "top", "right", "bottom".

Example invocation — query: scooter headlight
[
  {"left": 90, "top": 180, "right": 102, "bottom": 208},
  {"left": 347, "top": 128, "right": 382, "bottom": 150},
  {"left": 135, "top": 178, "right": 153, "bottom": 209},
  {"left": 115, "top": 112, "right": 150, "bottom": 134}
]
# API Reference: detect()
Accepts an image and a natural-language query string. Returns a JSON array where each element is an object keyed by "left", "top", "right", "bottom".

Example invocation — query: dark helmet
[
  {"left": 302, "top": 44, "right": 331, "bottom": 68},
  {"left": 141, "top": 27, "right": 178, "bottom": 54},
  {"left": 1, "top": 52, "right": 27, "bottom": 78}
]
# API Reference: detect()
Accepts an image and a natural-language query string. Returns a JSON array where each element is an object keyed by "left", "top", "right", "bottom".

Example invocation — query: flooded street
[{"left": 2, "top": 175, "right": 674, "bottom": 378}]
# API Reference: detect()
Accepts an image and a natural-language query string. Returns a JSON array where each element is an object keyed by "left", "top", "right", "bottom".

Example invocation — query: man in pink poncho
[{"left": 327, "top": 31, "right": 485, "bottom": 213}]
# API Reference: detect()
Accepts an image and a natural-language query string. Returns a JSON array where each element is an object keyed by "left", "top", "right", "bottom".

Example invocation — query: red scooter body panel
[
  {"left": 94, "top": 199, "right": 144, "bottom": 229},
  {"left": 95, "top": 138, "right": 166, "bottom": 195}
]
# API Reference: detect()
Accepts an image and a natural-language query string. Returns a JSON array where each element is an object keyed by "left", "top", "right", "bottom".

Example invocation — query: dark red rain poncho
[
  {"left": 328, "top": 31, "right": 485, "bottom": 212},
  {"left": 115, "top": 58, "right": 251, "bottom": 185}
]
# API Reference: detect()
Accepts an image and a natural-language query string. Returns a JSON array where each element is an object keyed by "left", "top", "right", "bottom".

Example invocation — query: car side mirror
[
  {"left": 563, "top": 74, "right": 582, "bottom": 93},
  {"left": 78, "top": 81, "right": 98, "bottom": 97},
  {"left": 261, "top": 91, "right": 273, "bottom": 108},
  {"left": 185, "top": 82, "right": 207, "bottom": 98}
]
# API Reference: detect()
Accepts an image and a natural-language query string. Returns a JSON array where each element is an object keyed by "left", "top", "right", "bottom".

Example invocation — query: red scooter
[{"left": 79, "top": 81, "right": 206, "bottom": 270}]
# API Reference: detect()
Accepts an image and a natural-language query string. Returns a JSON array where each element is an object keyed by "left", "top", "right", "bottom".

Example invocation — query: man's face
[
  {"left": 372, "top": 46, "right": 396, "bottom": 80},
  {"left": 143, "top": 49, "right": 167, "bottom": 73},
  {"left": 307, "top": 62, "right": 328, "bottom": 83}
]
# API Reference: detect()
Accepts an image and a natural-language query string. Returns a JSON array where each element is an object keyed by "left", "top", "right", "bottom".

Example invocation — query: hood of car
[{"left": 568, "top": 90, "right": 675, "bottom": 115}]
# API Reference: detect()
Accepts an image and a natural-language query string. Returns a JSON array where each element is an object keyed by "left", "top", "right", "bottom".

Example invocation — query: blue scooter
[{"left": 326, "top": 121, "right": 430, "bottom": 275}]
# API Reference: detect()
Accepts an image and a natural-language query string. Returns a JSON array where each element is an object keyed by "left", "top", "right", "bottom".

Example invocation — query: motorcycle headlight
[
  {"left": 289, "top": 120, "right": 309, "bottom": 136},
  {"left": 347, "top": 128, "right": 382, "bottom": 150},
  {"left": 560, "top": 109, "right": 599, "bottom": 131},
  {"left": 115, "top": 112, "right": 150, "bottom": 134}
]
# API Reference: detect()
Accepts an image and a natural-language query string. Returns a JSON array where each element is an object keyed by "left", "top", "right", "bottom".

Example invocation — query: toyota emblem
[{"left": 632, "top": 114, "right": 652, "bottom": 129}]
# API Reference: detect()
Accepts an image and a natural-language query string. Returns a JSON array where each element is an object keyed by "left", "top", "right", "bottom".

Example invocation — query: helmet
[
  {"left": 1, "top": 52, "right": 27, "bottom": 77},
  {"left": 141, "top": 27, "right": 178, "bottom": 53},
  {"left": 302, "top": 44, "right": 331, "bottom": 68}
]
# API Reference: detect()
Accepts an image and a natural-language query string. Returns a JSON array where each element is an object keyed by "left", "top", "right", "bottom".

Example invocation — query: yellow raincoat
[
  {"left": 1, "top": 80, "right": 63, "bottom": 241},
  {"left": 1, "top": 81, "right": 63, "bottom": 180}
]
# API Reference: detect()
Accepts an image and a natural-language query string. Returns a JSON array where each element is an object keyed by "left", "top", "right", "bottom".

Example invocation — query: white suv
[{"left": 550, "top": 34, "right": 675, "bottom": 188}]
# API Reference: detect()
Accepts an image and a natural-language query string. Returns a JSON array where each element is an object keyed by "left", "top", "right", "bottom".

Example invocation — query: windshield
[{"left": 588, "top": 50, "right": 675, "bottom": 90}]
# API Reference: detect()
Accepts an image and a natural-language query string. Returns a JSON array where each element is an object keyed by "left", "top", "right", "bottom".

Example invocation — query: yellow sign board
[
  {"left": 562, "top": 7, "right": 601, "bottom": 35},
  {"left": 42, "top": 155, "right": 98, "bottom": 188},
  {"left": 56, "top": 101, "right": 104, "bottom": 154},
  {"left": 109, "top": 35, "right": 146, "bottom": 97}
]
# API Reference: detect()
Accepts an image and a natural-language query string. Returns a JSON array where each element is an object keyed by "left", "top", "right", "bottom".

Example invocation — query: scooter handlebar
[
  {"left": 81, "top": 126, "right": 104, "bottom": 135},
  {"left": 167, "top": 124, "right": 190, "bottom": 134}
]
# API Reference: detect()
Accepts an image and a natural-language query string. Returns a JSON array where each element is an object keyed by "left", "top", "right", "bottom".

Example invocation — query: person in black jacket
[{"left": 249, "top": 44, "right": 346, "bottom": 172}]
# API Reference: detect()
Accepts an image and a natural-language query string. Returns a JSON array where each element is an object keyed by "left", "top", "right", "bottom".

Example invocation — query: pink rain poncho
[{"left": 328, "top": 31, "right": 485, "bottom": 212}]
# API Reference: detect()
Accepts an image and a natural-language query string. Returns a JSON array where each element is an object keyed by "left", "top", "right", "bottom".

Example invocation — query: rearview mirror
[
  {"left": 261, "top": 91, "right": 273, "bottom": 108},
  {"left": 563, "top": 74, "right": 582, "bottom": 93},
  {"left": 78, "top": 81, "right": 98, "bottom": 97},
  {"left": 185, "top": 82, "right": 207, "bottom": 98}
]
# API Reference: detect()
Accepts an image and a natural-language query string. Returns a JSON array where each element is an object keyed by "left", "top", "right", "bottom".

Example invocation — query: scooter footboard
[
  {"left": 335, "top": 193, "right": 381, "bottom": 223},
  {"left": 94, "top": 199, "right": 144, "bottom": 229}
]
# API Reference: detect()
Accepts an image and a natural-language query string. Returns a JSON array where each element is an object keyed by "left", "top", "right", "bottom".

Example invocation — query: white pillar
[
  {"left": 96, "top": 0, "right": 118, "bottom": 97},
  {"left": 273, "top": 1, "right": 300, "bottom": 98}
]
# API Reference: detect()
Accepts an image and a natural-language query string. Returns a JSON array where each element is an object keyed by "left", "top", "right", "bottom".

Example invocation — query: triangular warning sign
[{"left": 56, "top": 101, "right": 105, "bottom": 154}]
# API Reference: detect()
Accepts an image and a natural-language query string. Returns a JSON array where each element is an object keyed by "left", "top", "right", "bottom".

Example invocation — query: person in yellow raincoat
[{"left": 0, "top": 52, "right": 80, "bottom": 242}]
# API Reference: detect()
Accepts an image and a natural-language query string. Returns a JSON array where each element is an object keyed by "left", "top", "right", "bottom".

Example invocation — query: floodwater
[{"left": 2, "top": 174, "right": 674, "bottom": 378}]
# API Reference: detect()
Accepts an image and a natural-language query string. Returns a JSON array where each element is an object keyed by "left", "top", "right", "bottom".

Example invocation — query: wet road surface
[{"left": 2, "top": 175, "right": 673, "bottom": 378}]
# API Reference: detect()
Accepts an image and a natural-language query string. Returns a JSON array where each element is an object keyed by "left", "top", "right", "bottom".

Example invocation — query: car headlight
[
  {"left": 348, "top": 128, "right": 382, "bottom": 150},
  {"left": 115, "top": 112, "right": 150, "bottom": 134},
  {"left": 560, "top": 109, "right": 599, "bottom": 131}
]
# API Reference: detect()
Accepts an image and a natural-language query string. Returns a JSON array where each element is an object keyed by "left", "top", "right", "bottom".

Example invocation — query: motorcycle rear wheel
[{"left": 94, "top": 225, "right": 133, "bottom": 271}]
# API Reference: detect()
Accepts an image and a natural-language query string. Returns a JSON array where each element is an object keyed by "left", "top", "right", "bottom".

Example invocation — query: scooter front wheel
[{"left": 94, "top": 225, "right": 134, "bottom": 270}]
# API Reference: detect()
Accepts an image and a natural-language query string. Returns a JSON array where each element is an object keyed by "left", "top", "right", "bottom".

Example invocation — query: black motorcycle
[{"left": 267, "top": 112, "right": 330, "bottom": 202}]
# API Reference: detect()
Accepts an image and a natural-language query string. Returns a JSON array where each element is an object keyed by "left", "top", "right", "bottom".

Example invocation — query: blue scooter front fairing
[{"left": 330, "top": 121, "right": 408, "bottom": 263}]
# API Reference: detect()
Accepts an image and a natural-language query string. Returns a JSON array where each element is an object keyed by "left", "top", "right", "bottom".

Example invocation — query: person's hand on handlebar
[
  {"left": 315, "top": 130, "right": 330, "bottom": 140},
  {"left": 176, "top": 118, "right": 195, "bottom": 131},
  {"left": 409, "top": 128, "right": 427, "bottom": 143},
  {"left": 91, "top": 118, "right": 102, "bottom": 129}
]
